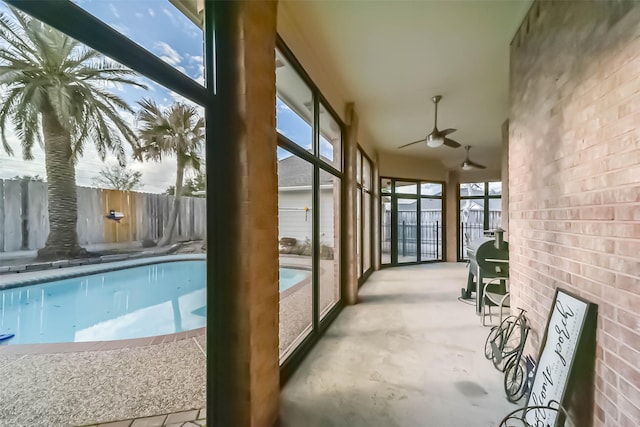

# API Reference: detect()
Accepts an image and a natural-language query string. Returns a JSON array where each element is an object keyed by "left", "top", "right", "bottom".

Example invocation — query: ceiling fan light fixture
[
  {"left": 426, "top": 134, "right": 444, "bottom": 147},
  {"left": 460, "top": 145, "right": 486, "bottom": 170}
]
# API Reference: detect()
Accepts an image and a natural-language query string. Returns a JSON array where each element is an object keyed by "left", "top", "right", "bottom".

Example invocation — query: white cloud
[
  {"left": 169, "top": 91, "right": 189, "bottom": 104},
  {"left": 134, "top": 12, "right": 143, "bottom": 19},
  {"left": 194, "top": 70, "right": 205, "bottom": 86},
  {"left": 154, "top": 41, "right": 182, "bottom": 67},
  {"left": 162, "top": 7, "right": 179, "bottom": 26},
  {"left": 148, "top": 8, "right": 155, "bottom": 17},
  {"left": 186, "top": 54, "right": 203, "bottom": 64},
  {"left": 109, "top": 3, "right": 120, "bottom": 19}
]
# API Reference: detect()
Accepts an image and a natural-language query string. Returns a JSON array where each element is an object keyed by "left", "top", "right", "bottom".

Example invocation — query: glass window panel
[
  {"left": 395, "top": 181, "right": 418, "bottom": 195},
  {"left": 277, "top": 149, "right": 313, "bottom": 359},
  {"left": 396, "top": 198, "right": 418, "bottom": 263},
  {"left": 488, "top": 198, "right": 502, "bottom": 229},
  {"left": 74, "top": 0, "right": 204, "bottom": 84},
  {"left": 363, "top": 155, "right": 372, "bottom": 191},
  {"left": 357, "top": 189, "right": 362, "bottom": 278},
  {"left": 0, "top": 3, "right": 206, "bottom": 241},
  {"left": 420, "top": 182, "right": 442, "bottom": 197},
  {"left": 363, "top": 191, "right": 372, "bottom": 273},
  {"left": 381, "top": 178, "right": 392, "bottom": 193},
  {"left": 319, "top": 103, "right": 341, "bottom": 170},
  {"left": 319, "top": 169, "right": 340, "bottom": 318},
  {"left": 357, "top": 149, "right": 363, "bottom": 185},
  {"left": 488, "top": 181, "right": 502, "bottom": 196},
  {"left": 0, "top": 6, "right": 208, "bottom": 424},
  {"left": 276, "top": 49, "right": 313, "bottom": 151},
  {"left": 420, "top": 198, "right": 442, "bottom": 262},
  {"left": 460, "top": 182, "right": 485, "bottom": 197},
  {"left": 459, "top": 198, "right": 485, "bottom": 260},
  {"left": 381, "top": 195, "right": 392, "bottom": 264}
]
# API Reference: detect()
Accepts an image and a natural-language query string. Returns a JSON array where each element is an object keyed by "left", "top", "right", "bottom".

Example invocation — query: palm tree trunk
[
  {"left": 37, "top": 110, "right": 85, "bottom": 260},
  {"left": 158, "top": 161, "right": 184, "bottom": 246}
]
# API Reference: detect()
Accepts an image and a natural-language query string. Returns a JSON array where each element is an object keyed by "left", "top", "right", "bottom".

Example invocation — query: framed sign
[{"left": 525, "top": 288, "right": 598, "bottom": 426}]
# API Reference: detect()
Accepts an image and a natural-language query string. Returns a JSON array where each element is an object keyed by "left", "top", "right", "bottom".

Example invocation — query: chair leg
[{"left": 482, "top": 299, "right": 493, "bottom": 326}]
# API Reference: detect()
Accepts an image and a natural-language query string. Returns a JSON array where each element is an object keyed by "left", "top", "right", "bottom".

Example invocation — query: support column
[
  {"left": 446, "top": 170, "right": 459, "bottom": 262},
  {"left": 372, "top": 151, "right": 381, "bottom": 270},
  {"left": 501, "top": 119, "right": 509, "bottom": 239},
  {"left": 208, "top": 2, "right": 280, "bottom": 426},
  {"left": 342, "top": 102, "right": 358, "bottom": 304}
]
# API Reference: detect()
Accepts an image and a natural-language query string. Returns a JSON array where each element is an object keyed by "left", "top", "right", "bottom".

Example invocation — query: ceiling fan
[
  {"left": 398, "top": 95, "right": 462, "bottom": 149},
  {"left": 461, "top": 146, "right": 486, "bottom": 170}
]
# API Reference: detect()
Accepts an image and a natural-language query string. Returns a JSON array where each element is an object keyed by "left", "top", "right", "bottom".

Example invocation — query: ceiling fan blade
[
  {"left": 440, "top": 128, "right": 456, "bottom": 136},
  {"left": 397, "top": 139, "right": 426, "bottom": 149},
  {"left": 466, "top": 159, "right": 487, "bottom": 169},
  {"left": 443, "top": 137, "right": 461, "bottom": 148}
]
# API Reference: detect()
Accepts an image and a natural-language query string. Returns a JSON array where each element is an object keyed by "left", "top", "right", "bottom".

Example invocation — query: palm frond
[
  {"left": 0, "top": 10, "right": 39, "bottom": 64},
  {"left": 0, "top": 87, "right": 22, "bottom": 156}
]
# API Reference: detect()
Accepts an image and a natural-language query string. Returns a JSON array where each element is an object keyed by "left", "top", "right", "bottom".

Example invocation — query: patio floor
[{"left": 280, "top": 262, "right": 517, "bottom": 426}]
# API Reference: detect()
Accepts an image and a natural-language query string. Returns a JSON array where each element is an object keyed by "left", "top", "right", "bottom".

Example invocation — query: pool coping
[
  {"left": 0, "top": 253, "right": 206, "bottom": 290},
  {"left": 0, "top": 327, "right": 206, "bottom": 356},
  {"left": 0, "top": 242, "right": 184, "bottom": 275}
]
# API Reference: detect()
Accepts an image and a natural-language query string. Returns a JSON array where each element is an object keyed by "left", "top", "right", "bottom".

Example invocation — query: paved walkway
[{"left": 85, "top": 409, "right": 206, "bottom": 427}]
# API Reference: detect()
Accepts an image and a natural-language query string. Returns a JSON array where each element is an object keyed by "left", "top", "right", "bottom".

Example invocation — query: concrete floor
[{"left": 280, "top": 262, "right": 516, "bottom": 427}]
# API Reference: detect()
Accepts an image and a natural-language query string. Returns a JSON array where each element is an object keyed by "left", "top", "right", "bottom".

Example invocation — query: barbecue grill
[{"left": 461, "top": 228, "right": 509, "bottom": 314}]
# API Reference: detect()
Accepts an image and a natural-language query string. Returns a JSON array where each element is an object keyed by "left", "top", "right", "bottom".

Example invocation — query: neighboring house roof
[{"left": 278, "top": 154, "right": 334, "bottom": 187}]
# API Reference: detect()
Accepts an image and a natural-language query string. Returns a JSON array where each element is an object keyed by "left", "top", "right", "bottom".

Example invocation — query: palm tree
[
  {"left": 134, "top": 99, "right": 204, "bottom": 246},
  {"left": 0, "top": 8, "right": 145, "bottom": 260}
]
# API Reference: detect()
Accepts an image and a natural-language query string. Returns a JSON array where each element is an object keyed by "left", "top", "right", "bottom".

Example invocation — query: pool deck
[
  {"left": 0, "top": 334, "right": 207, "bottom": 426},
  {"left": 0, "top": 254, "right": 208, "bottom": 426},
  {"left": 0, "top": 251, "right": 332, "bottom": 426}
]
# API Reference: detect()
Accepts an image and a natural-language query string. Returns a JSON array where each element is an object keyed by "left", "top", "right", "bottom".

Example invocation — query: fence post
[
  {"left": 435, "top": 221, "right": 439, "bottom": 259},
  {"left": 20, "top": 179, "right": 29, "bottom": 250},
  {"left": 402, "top": 220, "right": 406, "bottom": 257},
  {"left": 460, "top": 222, "right": 464, "bottom": 260}
]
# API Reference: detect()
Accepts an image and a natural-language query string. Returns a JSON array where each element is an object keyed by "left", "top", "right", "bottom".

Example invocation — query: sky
[{"left": 0, "top": 0, "right": 335, "bottom": 194}]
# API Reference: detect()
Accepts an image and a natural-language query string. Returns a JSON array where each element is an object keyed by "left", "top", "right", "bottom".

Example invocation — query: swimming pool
[{"left": 0, "top": 260, "right": 309, "bottom": 345}]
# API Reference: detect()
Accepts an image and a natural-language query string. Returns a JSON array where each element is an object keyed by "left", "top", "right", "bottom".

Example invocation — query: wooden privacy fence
[{"left": 0, "top": 179, "right": 206, "bottom": 252}]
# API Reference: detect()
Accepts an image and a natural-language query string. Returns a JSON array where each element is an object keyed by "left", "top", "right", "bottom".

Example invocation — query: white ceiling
[{"left": 280, "top": 0, "right": 532, "bottom": 171}]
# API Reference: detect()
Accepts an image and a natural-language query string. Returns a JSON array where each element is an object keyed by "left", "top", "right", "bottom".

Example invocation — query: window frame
[
  {"left": 457, "top": 181, "right": 503, "bottom": 261},
  {"left": 379, "top": 176, "right": 446, "bottom": 268},
  {"left": 357, "top": 146, "right": 374, "bottom": 285},
  {"left": 275, "top": 35, "right": 345, "bottom": 383}
]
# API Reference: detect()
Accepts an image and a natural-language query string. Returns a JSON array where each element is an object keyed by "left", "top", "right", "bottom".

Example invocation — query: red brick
[{"left": 509, "top": 2, "right": 640, "bottom": 425}]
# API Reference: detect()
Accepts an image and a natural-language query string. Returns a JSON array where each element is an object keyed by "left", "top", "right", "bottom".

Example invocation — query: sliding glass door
[{"left": 380, "top": 178, "right": 444, "bottom": 266}]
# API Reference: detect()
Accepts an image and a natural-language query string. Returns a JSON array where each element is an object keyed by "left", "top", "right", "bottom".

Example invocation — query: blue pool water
[{"left": 0, "top": 261, "right": 309, "bottom": 345}]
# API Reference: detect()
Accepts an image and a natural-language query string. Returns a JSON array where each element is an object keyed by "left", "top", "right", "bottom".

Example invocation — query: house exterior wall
[
  {"left": 509, "top": 1, "right": 640, "bottom": 426},
  {"left": 278, "top": 188, "right": 335, "bottom": 245}
]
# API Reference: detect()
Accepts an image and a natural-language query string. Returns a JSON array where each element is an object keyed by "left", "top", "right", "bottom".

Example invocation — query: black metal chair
[{"left": 482, "top": 277, "right": 510, "bottom": 326}]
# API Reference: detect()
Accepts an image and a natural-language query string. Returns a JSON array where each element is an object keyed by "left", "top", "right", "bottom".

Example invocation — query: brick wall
[{"left": 509, "top": 1, "right": 639, "bottom": 426}]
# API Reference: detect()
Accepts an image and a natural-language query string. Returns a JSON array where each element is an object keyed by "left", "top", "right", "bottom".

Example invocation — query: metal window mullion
[
  {"left": 312, "top": 92, "right": 320, "bottom": 331},
  {"left": 278, "top": 134, "right": 317, "bottom": 165},
  {"left": 6, "top": 0, "right": 211, "bottom": 107},
  {"left": 367, "top": 187, "right": 373, "bottom": 273},
  {"left": 391, "top": 192, "right": 397, "bottom": 265},
  {"left": 415, "top": 195, "right": 421, "bottom": 262}
]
